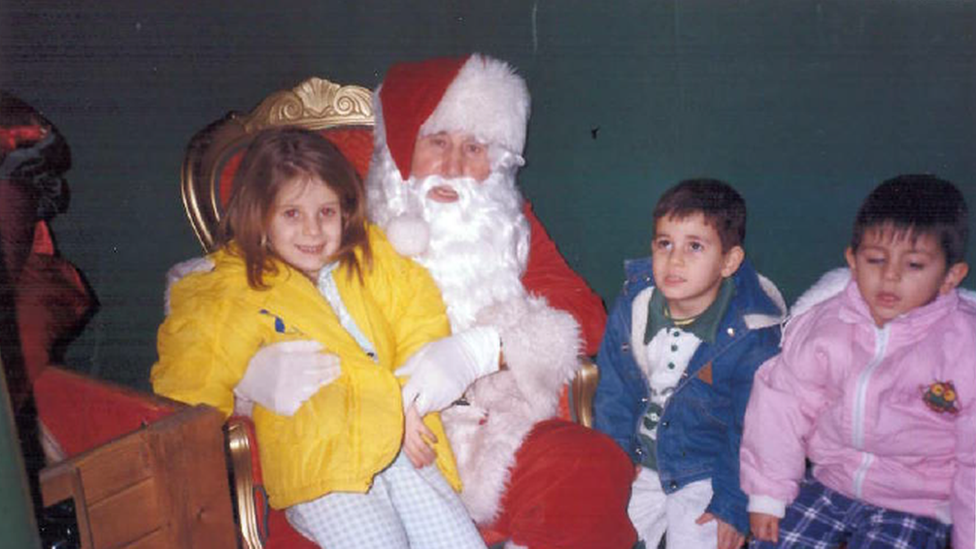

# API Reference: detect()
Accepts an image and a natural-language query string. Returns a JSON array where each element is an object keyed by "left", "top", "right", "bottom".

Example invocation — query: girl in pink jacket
[{"left": 741, "top": 175, "right": 975, "bottom": 549}]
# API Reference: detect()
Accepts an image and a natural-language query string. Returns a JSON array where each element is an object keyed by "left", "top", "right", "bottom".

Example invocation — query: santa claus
[
  {"left": 362, "top": 54, "right": 636, "bottom": 549},
  {"left": 174, "top": 54, "right": 636, "bottom": 549}
]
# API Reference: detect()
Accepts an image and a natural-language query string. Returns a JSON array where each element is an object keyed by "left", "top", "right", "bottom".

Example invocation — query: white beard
[
  {"left": 367, "top": 147, "right": 583, "bottom": 523},
  {"left": 372, "top": 169, "right": 531, "bottom": 332}
]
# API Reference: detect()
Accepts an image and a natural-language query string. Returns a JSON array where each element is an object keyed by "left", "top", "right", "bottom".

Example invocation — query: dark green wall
[{"left": 2, "top": 1, "right": 974, "bottom": 389}]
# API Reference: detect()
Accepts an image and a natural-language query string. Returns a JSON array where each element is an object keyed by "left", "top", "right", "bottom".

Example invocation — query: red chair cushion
[
  {"left": 263, "top": 511, "right": 315, "bottom": 549},
  {"left": 34, "top": 367, "right": 180, "bottom": 459}
]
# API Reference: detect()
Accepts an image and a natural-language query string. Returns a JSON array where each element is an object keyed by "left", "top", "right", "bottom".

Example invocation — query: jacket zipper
[
  {"left": 852, "top": 453, "right": 874, "bottom": 498},
  {"left": 851, "top": 324, "right": 889, "bottom": 497}
]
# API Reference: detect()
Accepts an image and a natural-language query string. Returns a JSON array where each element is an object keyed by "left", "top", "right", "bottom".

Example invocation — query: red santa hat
[{"left": 376, "top": 53, "right": 531, "bottom": 180}]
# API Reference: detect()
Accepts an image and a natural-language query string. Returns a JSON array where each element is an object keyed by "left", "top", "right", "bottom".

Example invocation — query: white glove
[
  {"left": 234, "top": 340, "right": 341, "bottom": 416},
  {"left": 163, "top": 256, "right": 215, "bottom": 315},
  {"left": 395, "top": 326, "right": 501, "bottom": 416}
]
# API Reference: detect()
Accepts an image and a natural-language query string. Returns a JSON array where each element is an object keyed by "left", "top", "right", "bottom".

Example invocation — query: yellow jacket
[{"left": 151, "top": 225, "right": 459, "bottom": 509}]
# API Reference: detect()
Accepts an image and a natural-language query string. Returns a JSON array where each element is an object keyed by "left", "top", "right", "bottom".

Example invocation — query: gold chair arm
[
  {"left": 571, "top": 360, "right": 600, "bottom": 428},
  {"left": 225, "top": 417, "right": 263, "bottom": 549}
]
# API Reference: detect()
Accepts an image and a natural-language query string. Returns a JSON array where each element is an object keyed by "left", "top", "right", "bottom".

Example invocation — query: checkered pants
[
  {"left": 286, "top": 453, "right": 486, "bottom": 549},
  {"left": 749, "top": 477, "right": 950, "bottom": 549}
]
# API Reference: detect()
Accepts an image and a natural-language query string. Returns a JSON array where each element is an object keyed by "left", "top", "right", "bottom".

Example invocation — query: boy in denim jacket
[{"left": 594, "top": 179, "right": 786, "bottom": 549}]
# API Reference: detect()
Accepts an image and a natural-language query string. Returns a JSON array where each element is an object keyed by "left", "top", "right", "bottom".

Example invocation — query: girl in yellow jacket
[{"left": 151, "top": 127, "right": 486, "bottom": 549}]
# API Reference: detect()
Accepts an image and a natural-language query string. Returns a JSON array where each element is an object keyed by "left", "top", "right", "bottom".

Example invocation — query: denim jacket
[{"left": 593, "top": 257, "right": 785, "bottom": 534}]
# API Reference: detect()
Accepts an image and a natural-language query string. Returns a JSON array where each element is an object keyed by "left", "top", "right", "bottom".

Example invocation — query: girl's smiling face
[{"left": 266, "top": 176, "right": 343, "bottom": 277}]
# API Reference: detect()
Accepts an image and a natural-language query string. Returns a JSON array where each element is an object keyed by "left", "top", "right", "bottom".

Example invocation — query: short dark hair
[
  {"left": 216, "top": 127, "right": 371, "bottom": 289},
  {"left": 851, "top": 174, "right": 968, "bottom": 266},
  {"left": 652, "top": 178, "right": 746, "bottom": 251}
]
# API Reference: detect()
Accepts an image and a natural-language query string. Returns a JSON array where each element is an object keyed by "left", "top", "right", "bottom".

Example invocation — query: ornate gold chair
[
  {"left": 182, "top": 77, "right": 375, "bottom": 252},
  {"left": 181, "top": 76, "right": 599, "bottom": 549}
]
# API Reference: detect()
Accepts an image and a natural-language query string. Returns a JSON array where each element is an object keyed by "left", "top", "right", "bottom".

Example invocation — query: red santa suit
[{"left": 366, "top": 54, "right": 635, "bottom": 549}]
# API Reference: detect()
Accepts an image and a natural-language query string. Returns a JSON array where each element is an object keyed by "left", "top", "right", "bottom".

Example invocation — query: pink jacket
[{"left": 741, "top": 279, "right": 976, "bottom": 548}]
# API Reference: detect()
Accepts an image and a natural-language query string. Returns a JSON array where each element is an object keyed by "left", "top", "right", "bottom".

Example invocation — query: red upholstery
[{"left": 33, "top": 366, "right": 180, "bottom": 459}]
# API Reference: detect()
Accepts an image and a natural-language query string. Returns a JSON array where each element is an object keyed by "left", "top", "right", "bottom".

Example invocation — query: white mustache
[{"left": 417, "top": 175, "right": 480, "bottom": 208}]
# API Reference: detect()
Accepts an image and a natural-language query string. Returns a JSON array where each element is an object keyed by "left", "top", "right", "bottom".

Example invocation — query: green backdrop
[{"left": 2, "top": 1, "right": 974, "bottom": 389}]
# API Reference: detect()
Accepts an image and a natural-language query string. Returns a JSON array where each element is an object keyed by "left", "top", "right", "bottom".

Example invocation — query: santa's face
[
  {"left": 411, "top": 131, "right": 491, "bottom": 200},
  {"left": 367, "top": 136, "right": 529, "bottom": 330}
]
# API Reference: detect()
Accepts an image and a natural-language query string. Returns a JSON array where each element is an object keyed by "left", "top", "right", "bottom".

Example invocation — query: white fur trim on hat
[{"left": 419, "top": 54, "right": 530, "bottom": 154}]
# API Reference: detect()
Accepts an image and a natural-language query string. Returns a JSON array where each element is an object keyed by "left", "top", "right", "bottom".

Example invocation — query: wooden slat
[
  {"left": 38, "top": 463, "right": 77, "bottom": 508},
  {"left": 87, "top": 479, "right": 161, "bottom": 548},
  {"left": 74, "top": 437, "right": 152, "bottom": 504},
  {"left": 117, "top": 529, "right": 170, "bottom": 549}
]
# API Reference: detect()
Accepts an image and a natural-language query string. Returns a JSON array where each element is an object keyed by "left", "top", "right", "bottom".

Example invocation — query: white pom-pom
[{"left": 385, "top": 214, "right": 430, "bottom": 257}]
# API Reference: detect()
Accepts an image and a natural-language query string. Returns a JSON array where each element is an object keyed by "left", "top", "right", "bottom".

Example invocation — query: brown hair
[
  {"left": 215, "top": 127, "right": 371, "bottom": 288},
  {"left": 851, "top": 174, "right": 968, "bottom": 266},
  {"left": 652, "top": 178, "right": 746, "bottom": 252}
]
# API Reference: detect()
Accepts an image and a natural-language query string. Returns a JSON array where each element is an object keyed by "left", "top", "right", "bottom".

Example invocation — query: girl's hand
[
  {"left": 696, "top": 513, "right": 746, "bottom": 549},
  {"left": 402, "top": 404, "right": 437, "bottom": 468},
  {"left": 749, "top": 512, "right": 780, "bottom": 543}
]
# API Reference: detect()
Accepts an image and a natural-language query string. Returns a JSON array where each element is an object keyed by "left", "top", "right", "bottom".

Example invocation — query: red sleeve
[{"left": 520, "top": 202, "right": 607, "bottom": 355}]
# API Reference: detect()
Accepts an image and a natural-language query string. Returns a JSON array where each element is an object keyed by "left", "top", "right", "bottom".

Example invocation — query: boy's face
[
  {"left": 845, "top": 226, "right": 969, "bottom": 327},
  {"left": 652, "top": 213, "right": 744, "bottom": 319}
]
